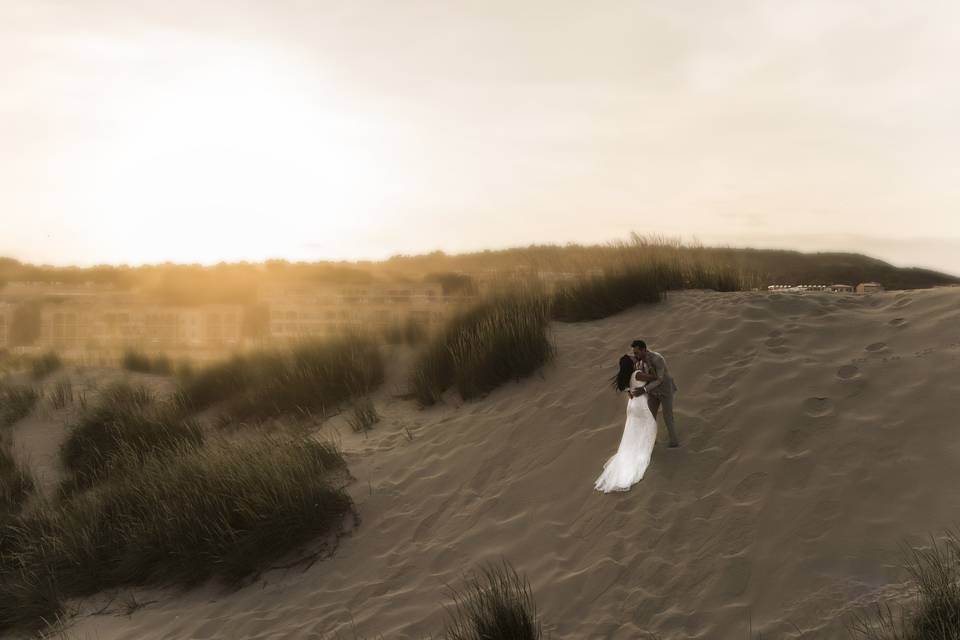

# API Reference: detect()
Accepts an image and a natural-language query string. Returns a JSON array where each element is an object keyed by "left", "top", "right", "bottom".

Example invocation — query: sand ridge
[{"left": 11, "top": 287, "right": 960, "bottom": 639}]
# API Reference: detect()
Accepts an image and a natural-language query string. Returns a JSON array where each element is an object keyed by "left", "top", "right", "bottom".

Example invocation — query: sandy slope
[{"left": 9, "top": 288, "right": 960, "bottom": 639}]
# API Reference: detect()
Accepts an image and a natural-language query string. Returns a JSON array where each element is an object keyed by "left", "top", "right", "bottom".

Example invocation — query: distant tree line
[{"left": 1, "top": 240, "right": 956, "bottom": 311}]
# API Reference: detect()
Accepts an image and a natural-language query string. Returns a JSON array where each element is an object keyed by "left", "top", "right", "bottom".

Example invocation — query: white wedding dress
[{"left": 594, "top": 370, "right": 658, "bottom": 493}]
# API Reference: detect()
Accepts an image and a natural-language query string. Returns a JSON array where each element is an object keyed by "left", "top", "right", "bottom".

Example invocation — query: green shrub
[
  {"left": 30, "top": 352, "right": 61, "bottom": 380},
  {"left": 60, "top": 382, "right": 202, "bottom": 493},
  {"left": 444, "top": 560, "right": 542, "bottom": 640},
  {"left": 0, "top": 434, "right": 354, "bottom": 633},
  {"left": 410, "top": 292, "right": 553, "bottom": 405}
]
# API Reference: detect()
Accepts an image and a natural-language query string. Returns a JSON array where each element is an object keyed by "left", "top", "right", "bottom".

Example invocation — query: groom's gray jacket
[{"left": 641, "top": 351, "right": 678, "bottom": 397}]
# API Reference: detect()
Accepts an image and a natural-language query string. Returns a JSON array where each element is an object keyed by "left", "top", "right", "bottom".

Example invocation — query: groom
[{"left": 629, "top": 340, "right": 680, "bottom": 448}]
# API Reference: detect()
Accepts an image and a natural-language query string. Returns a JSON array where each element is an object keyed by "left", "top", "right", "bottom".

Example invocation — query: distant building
[
  {"left": 0, "top": 281, "right": 115, "bottom": 301},
  {"left": 0, "top": 302, "right": 13, "bottom": 349},
  {"left": 828, "top": 284, "right": 855, "bottom": 293},
  {"left": 856, "top": 282, "right": 884, "bottom": 294},
  {"left": 259, "top": 282, "right": 450, "bottom": 341},
  {"left": 766, "top": 284, "right": 828, "bottom": 292},
  {"left": 38, "top": 301, "right": 242, "bottom": 351}
]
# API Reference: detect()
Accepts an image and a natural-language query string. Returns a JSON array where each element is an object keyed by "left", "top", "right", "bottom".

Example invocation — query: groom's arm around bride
[{"left": 630, "top": 341, "right": 680, "bottom": 448}]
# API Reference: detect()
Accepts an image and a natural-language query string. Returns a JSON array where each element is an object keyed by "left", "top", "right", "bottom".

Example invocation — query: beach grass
[
  {"left": 122, "top": 350, "right": 173, "bottom": 375},
  {"left": 59, "top": 382, "right": 203, "bottom": 494},
  {"left": 0, "top": 434, "right": 354, "bottom": 634},
  {"left": 443, "top": 560, "right": 542, "bottom": 640},
  {"left": 0, "top": 438, "right": 34, "bottom": 521},
  {"left": 347, "top": 397, "right": 380, "bottom": 433},
  {"left": 178, "top": 333, "right": 383, "bottom": 421},
  {"left": 30, "top": 352, "right": 62, "bottom": 380},
  {"left": 48, "top": 379, "right": 73, "bottom": 410},
  {"left": 0, "top": 384, "right": 39, "bottom": 428},
  {"left": 410, "top": 290, "right": 553, "bottom": 406},
  {"left": 849, "top": 531, "right": 960, "bottom": 639},
  {"left": 550, "top": 265, "right": 665, "bottom": 322}
]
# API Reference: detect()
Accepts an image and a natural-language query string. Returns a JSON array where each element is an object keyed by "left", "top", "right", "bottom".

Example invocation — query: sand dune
[{"left": 10, "top": 287, "right": 960, "bottom": 639}]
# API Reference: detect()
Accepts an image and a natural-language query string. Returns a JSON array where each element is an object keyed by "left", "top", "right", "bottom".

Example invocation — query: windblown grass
[
  {"left": 549, "top": 236, "right": 750, "bottom": 322},
  {"left": 443, "top": 560, "right": 542, "bottom": 640},
  {"left": 550, "top": 266, "right": 665, "bottom": 322},
  {"left": 410, "top": 291, "right": 553, "bottom": 406},
  {"left": 180, "top": 333, "right": 383, "bottom": 421},
  {"left": 30, "top": 352, "right": 62, "bottom": 380},
  {"left": 347, "top": 397, "right": 380, "bottom": 433},
  {"left": 849, "top": 531, "right": 960, "bottom": 639},
  {"left": 48, "top": 380, "right": 73, "bottom": 410},
  {"left": 0, "top": 384, "right": 39, "bottom": 428},
  {"left": 59, "top": 382, "right": 203, "bottom": 493},
  {"left": 0, "top": 437, "right": 34, "bottom": 521},
  {"left": 0, "top": 434, "right": 354, "bottom": 633}
]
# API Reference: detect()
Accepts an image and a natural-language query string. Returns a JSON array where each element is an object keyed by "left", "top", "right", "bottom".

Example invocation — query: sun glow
[{"left": 78, "top": 43, "right": 390, "bottom": 264}]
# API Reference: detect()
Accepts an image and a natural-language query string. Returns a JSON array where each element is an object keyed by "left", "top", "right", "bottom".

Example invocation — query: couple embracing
[{"left": 594, "top": 340, "right": 679, "bottom": 493}]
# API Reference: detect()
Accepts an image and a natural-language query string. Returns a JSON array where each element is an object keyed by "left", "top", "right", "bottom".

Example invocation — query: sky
[{"left": 2, "top": 0, "right": 959, "bottom": 274}]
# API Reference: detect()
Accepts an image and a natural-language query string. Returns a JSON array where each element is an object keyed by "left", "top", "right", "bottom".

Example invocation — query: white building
[
  {"left": 856, "top": 282, "right": 884, "bottom": 294},
  {"left": 829, "top": 284, "right": 855, "bottom": 293}
]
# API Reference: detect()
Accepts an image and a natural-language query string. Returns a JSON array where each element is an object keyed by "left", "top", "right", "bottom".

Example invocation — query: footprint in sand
[
  {"left": 837, "top": 365, "right": 860, "bottom": 379},
  {"left": 802, "top": 396, "right": 834, "bottom": 418},
  {"left": 889, "top": 317, "right": 908, "bottom": 327},
  {"left": 765, "top": 336, "right": 787, "bottom": 348},
  {"left": 730, "top": 471, "right": 767, "bottom": 504},
  {"left": 783, "top": 428, "right": 811, "bottom": 454},
  {"left": 865, "top": 342, "right": 888, "bottom": 352}
]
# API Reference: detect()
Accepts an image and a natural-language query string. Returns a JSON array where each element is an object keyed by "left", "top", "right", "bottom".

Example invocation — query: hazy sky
[{"left": 3, "top": 1, "right": 959, "bottom": 273}]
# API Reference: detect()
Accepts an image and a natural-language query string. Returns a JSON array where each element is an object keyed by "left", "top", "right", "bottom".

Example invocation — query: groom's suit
[{"left": 639, "top": 351, "right": 679, "bottom": 447}]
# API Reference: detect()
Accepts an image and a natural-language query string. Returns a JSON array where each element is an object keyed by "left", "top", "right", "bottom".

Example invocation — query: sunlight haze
[{"left": 2, "top": 1, "right": 959, "bottom": 273}]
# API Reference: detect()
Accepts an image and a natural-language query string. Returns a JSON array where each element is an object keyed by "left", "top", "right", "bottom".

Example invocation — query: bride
[{"left": 594, "top": 355, "right": 658, "bottom": 493}]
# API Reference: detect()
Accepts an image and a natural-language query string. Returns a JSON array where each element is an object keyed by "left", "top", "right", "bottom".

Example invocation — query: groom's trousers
[{"left": 648, "top": 393, "right": 679, "bottom": 446}]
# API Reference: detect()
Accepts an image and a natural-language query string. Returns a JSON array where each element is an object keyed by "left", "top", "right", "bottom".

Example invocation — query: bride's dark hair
[{"left": 612, "top": 354, "right": 635, "bottom": 391}]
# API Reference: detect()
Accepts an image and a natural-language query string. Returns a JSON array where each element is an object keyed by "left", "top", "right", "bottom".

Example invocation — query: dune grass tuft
[
  {"left": 850, "top": 531, "right": 960, "bottom": 640},
  {"left": 443, "top": 560, "right": 542, "bottom": 640},
  {"left": 0, "top": 439, "right": 34, "bottom": 521},
  {"left": 0, "top": 434, "right": 354, "bottom": 633},
  {"left": 550, "top": 266, "right": 665, "bottom": 322},
  {"left": 48, "top": 379, "right": 73, "bottom": 410},
  {"left": 59, "top": 382, "right": 203, "bottom": 493},
  {"left": 122, "top": 350, "right": 173, "bottom": 375},
  {"left": 179, "top": 333, "right": 384, "bottom": 421},
  {"left": 0, "top": 384, "right": 40, "bottom": 428},
  {"left": 30, "top": 352, "right": 62, "bottom": 380},
  {"left": 410, "top": 291, "right": 553, "bottom": 406},
  {"left": 347, "top": 397, "right": 381, "bottom": 433}
]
